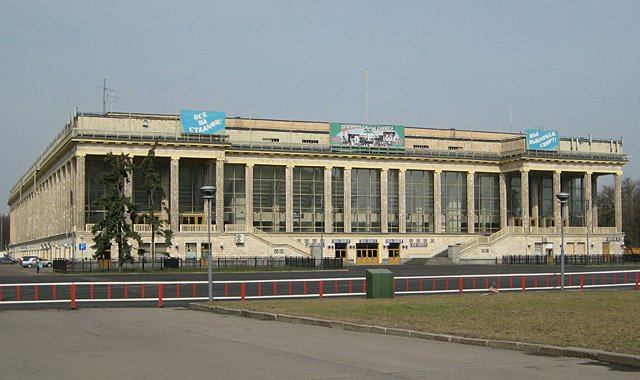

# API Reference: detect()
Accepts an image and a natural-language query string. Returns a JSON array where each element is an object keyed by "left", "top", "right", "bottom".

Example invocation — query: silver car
[{"left": 20, "top": 256, "right": 52, "bottom": 268}]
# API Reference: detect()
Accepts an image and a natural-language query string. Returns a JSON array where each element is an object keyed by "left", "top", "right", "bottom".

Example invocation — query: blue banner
[
  {"left": 180, "top": 110, "right": 226, "bottom": 134},
  {"left": 526, "top": 129, "right": 559, "bottom": 150}
]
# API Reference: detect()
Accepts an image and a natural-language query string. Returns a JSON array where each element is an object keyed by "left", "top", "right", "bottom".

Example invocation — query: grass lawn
[{"left": 216, "top": 290, "right": 640, "bottom": 355}]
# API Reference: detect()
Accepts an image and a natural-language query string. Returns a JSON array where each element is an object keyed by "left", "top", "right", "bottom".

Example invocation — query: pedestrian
[{"left": 36, "top": 258, "right": 41, "bottom": 274}]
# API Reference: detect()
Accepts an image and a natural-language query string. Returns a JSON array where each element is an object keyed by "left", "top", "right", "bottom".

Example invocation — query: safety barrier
[
  {"left": 502, "top": 254, "right": 640, "bottom": 265},
  {"left": 52, "top": 257, "right": 343, "bottom": 273},
  {"left": 0, "top": 269, "right": 638, "bottom": 308}
]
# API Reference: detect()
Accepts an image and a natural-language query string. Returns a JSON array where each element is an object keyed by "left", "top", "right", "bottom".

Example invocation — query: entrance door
[
  {"left": 367, "top": 248, "right": 378, "bottom": 264},
  {"left": 388, "top": 243, "right": 400, "bottom": 264},
  {"left": 602, "top": 242, "right": 610, "bottom": 256},
  {"left": 355, "top": 243, "right": 379, "bottom": 264},
  {"left": 334, "top": 243, "right": 347, "bottom": 262}
]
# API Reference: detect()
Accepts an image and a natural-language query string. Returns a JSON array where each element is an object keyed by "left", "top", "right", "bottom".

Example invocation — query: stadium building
[{"left": 7, "top": 110, "right": 627, "bottom": 264}]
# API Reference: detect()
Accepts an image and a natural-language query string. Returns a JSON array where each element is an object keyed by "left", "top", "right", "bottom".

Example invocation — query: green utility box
[{"left": 366, "top": 269, "right": 394, "bottom": 298}]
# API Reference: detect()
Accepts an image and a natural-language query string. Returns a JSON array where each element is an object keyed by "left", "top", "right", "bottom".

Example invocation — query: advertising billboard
[
  {"left": 526, "top": 129, "right": 559, "bottom": 150},
  {"left": 330, "top": 123, "right": 405, "bottom": 148},
  {"left": 180, "top": 110, "right": 226, "bottom": 135}
]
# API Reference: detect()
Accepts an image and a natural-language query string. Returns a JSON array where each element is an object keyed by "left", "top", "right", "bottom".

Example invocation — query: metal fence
[
  {"left": 1, "top": 269, "right": 638, "bottom": 308},
  {"left": 52, "top": 257, "right": 343, "bottom": 273},
  {"left": 501, "top": 254, "right": 640, "bottom": 265}
]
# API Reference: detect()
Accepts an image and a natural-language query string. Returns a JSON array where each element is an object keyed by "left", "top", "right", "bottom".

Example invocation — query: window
[
  {"left": 448, "top": 146, "right": 463, "bottom": 151},
  {"left": 406, "top": 170, "right": 434, "bottom": 233},
  {"left": 475, "top": 173, "right": 500, "bottom": 234},
  {"left": 179, "top": 160, "right": 208, "bottom": 214},
  {"left": 302, "top": 140, "right": 319, "bottom": 144},
  {"left": 413, "top": 144, "right": 430, "bottom": 149},
  {"left": 253, "top": 165, "right": 286, "bottom": 232},
  {"left": 351, "top": 168, "right": 381, "bottom": 233},
  {"left": 293, "top": 167, "right": 324, "bottom": 232},
  {"left": 332, "top": 168, "right": 345, "bottom": 232},
  {"left": 263, "top": 138, "right": 279, "bottom": 143},
  {"left": 223, "top": 164, "right": 246, "bottom": 225},
  {"left": 441, "top": 171, "right": 467, "bottom": 233},
  {"left": 387, "top": 170, "right": 399, "bottom": 233}
]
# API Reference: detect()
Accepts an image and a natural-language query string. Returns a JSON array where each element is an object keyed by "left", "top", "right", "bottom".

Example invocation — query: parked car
[
  {"left": 0, "top": 256, "right": 18, "bottom": 264},
  {"left": 20, "top": 256, "right": 52, "bottom": 268}
]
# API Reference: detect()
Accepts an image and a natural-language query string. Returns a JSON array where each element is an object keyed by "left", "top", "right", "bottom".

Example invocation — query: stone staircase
[{"left": 426, "top": 256, "right": 455, "bottom": 265}]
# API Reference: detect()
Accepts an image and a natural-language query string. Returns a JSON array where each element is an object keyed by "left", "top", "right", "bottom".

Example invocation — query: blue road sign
[{"left": 79, "top": 243, "right": 86, "bottom": 251}]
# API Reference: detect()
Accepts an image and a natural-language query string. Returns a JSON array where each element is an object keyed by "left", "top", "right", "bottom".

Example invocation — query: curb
[{"left": 189, "top": 302, "right": 640, "bottom": 368}]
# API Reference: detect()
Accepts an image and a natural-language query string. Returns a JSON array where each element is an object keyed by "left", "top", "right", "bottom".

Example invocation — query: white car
[{"left": 20, "top": 256, "right": 52, "bottom": 268}]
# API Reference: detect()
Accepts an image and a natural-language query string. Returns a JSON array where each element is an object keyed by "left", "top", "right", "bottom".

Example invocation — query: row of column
[
  {"left": 519, "top": 170, "right": 622, "bottom": 232},
  {"left": 69, "top": 157, "right": 625, "bottom": 238},
  {"left": 11, "top": 156, "right": 82, "bottom": 244}
]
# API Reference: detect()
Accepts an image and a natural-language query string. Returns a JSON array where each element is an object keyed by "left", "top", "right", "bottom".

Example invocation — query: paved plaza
[{"left": 0, "top": 307, "right": 638, "bottom": 379}]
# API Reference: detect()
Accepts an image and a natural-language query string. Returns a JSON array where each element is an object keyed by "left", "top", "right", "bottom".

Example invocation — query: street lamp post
[
  {"left": 556, "top": 192, "right": 570, "bottom": 291},
  {"left": 200, "top": 185, "right": 217, "bottom": 302}
]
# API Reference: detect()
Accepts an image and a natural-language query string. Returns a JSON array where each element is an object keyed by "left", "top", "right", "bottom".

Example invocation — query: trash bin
[
  {"left": 366, "top": 269, "right": 394, "bottom": 298},
  {"left": 163, "top": 258, "right": 179, "bottom": 269}
]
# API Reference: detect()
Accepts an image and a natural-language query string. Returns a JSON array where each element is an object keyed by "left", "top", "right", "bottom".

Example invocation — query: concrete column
[
  {"left": 499, "top": 173, "right": 507, "bottom": 228},
  {"left": 553, "top": 171, "right": 562, "bottom": 228},
  {"left": 399, "top": 169, "right": 406, "bottom": 234},
  {"left": 215, "top": 160, "right": 225, "bottom": 231},
  {"left": 531, "top": 176, "right": 539, "bottom": 226},
  {"left": 434, "top": 170, "right": 442, "bottom": 233},
  {"left": 324, "top": 167, "right": 332, "bottom": 233},
  {"left": 245, "top": 164, "right": 254, "bottom": 230},
  {"left": 75, "top": 155, "right": 86, "bottom": 232},
  {"left": 170, "top": 157, "right": 180, "bottom": 232},
  {"left": 467, "top": 171, "right": 475, "bottom": 233},
  {"left": 615, "top": 172, "right": 622, "bottom": 233},
  {"left": 123, "top": 165, "right": 133, "bottom": 200},
  {"left": 521, "top": 170, "right": 529, "bottom": 233},
  {"left": 592, "top": 174, "right": 599, "bottom": 228},
  {"left": 344, "top": 168, "right": 352, "bottom": 233},
  {"left": 584, "top": 172, "right": 592, "bottom": 232},
  {"left": 285, "top": 165, "right": 294, "bottom": 233},
  {"left": 381, "top": 169, "right": 388, "bottom": 234}
]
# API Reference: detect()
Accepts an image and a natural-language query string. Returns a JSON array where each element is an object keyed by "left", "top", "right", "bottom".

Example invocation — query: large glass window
[
  {"left": 132, "top": 158, "right": 169, "bottom": 213},
  {"left": 441, "top": 171, "right": 467, "bottom": 233},
  {"left": 565, "top": 176, "right": 585, "bottom": 227},
  {"left": 507, "top": 173, "right": 522, "bottom": 226},
  {"left": 294, "top": 167, "right": 324, "bottom": 232},
  {"left": 475, "top": 173, "right": 500, "bottom": 234},
  {"left": 530, "top": 173, "right": 554, "bottom": 225},
  {"left": 85, "top": 157, "right": 108, "bottom": 224},
  {"left": 253, "top": 165, "right": 286, "bottom": 232},
  {"left": 351, "top": 168, "right": 381, "bottom": 232},
  {"left": 387, "top": 170, "right": 399, "bottom": 233},
  {"left": 178, "top": 161, "right": 207, "bottom": 214},
  {"left": 406, "top": 170, "right": 434, "bottom": 233},
  {"left": 223, "top": 164, "right": 246, "bottom": 226},
  {"left": 332, "top": 168, "right": 345, "bottom": 232}
]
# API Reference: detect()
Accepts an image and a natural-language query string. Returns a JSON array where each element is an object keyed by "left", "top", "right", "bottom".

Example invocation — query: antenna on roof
[
  {"left": 365, "top": 68, "right": 369, "bottom": 123},
  {"left": 509, "top": 108, "right": 513, "bottom": 133},
  {"left": 102, "top": 79, "right": 118, "bottom": 114}
]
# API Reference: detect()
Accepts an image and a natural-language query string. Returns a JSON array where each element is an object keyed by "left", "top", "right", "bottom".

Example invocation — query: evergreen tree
[
  {"left": 91, "top": 153, "right": 141, "bottom": 270},
  {"left": 137, "top": 142, "right": 173, "bottom": 269}
]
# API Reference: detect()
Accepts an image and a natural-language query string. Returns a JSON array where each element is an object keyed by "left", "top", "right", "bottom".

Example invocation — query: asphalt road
[{"left": 1, "top": 307, "right": 638, "bottom": 379}]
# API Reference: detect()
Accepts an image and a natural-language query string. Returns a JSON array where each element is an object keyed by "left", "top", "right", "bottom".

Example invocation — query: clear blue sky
[{"left": 1, "top": 0, "right": 638, "bottom": 213}]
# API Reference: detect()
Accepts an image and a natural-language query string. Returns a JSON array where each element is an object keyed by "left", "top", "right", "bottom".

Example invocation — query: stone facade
[{"left": 7, "top": 112, "right": 627, "bottom": 264}]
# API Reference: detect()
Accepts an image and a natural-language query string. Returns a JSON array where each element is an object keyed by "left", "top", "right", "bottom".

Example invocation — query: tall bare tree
[{"left": 597, "top": 177, "right": 640, "bottom": 247}]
